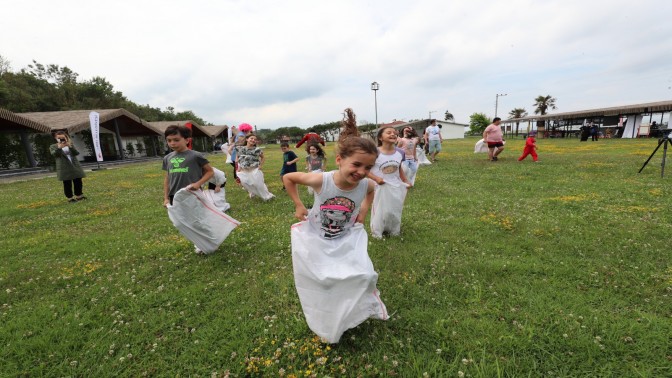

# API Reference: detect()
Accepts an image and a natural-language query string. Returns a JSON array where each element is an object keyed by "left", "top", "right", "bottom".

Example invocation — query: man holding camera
[{"left": 50, "top": 130, "right": 87, "bottom": 203}]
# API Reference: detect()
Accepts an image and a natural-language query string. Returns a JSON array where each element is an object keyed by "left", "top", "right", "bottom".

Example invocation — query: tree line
[
  {"left": 0, "top": 55, "right": 384, "bottom": 145},
  {"left": 0, "top": 56, "right": 208, "bottom": 125}
]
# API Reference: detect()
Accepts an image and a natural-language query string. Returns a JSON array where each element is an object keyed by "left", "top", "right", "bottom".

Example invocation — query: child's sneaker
[{"left": 194, "top": 245, "right": 205, "bottom": 255}]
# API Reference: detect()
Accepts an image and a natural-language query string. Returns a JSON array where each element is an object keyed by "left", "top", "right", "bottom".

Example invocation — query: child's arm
[
  {"left": 367, "top": 171, "right": 385, "bottom": 185},
  {"left": 356, "top": 179, "right": 376, "bottom": 223},
  {"left": 163, "top": 172, "right": 170, "bottom": 207},
  {"left": 320, "top": 158, "right": 326, "bottom": 171},
  {"left": 283, "top": 172, "right": 323, "bottom": 221},
  {"left": 189, "top": 163, "right": 214, "bottom": 190},
  {"left": 287, "top": 155, "right": 300, "bottom": 166}
]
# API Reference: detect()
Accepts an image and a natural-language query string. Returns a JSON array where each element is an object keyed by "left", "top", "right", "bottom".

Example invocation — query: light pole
[
  {"left": 495, "top": 93, "right": 507, "bottom": 118},
  {"left": 371, "top": 81, "right": 379, "bottom": 127},
  {"left": 428, "top": 110, "right": 437, "bottom": 120}
]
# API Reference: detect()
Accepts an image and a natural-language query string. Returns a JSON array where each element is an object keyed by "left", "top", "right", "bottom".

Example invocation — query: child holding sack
[
  {"left": 236, "top": 134, "right": 275, "bottom": 200},
  {"left": 282, "top": 108, "right": 388, "bottom": 343},
  {"left": 163, "top": 125, "right": 239, "bottom": 255},
  {"left": 205, "top": 167, "right": 230, "bottom": 212},
  {"left": 368, "top": 125, "right": 411, "bottom": 239},
  {"left": 305, "top": 143, "right": 327, "bottom": 195}
]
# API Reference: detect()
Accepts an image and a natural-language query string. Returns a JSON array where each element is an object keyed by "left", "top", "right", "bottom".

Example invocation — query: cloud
[{"left": 2, "top": 0, "right": 671, "bottom": 127}]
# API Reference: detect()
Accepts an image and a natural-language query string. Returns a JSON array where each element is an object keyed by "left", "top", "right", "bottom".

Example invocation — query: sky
[{"left": 2, "top": 0, "right": 672, "bottom": 129}]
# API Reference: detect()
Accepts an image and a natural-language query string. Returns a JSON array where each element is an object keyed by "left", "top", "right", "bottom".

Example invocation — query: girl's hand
[
  {"left": 376, "top": 178, "right": 385, "bottom": 185},
  {"left": 294, "top": 205, "right": 308, "bottom": 221}
]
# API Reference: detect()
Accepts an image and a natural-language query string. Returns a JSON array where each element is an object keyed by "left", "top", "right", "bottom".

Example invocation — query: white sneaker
[{"left": 194, "top": 246, "right": 205, "bottom": 255}]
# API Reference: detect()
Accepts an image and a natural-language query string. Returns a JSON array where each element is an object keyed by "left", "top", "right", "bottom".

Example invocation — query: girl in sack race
[
  {"left": 236, "top": 134, "right": 275, "bottom": 201},
  {"left": 305, "top": 142, "right": 327, "bottom": 195},
  {"left": 368, "top": 125, "right": 412, "bottom": 239},
  {"left": 282, "top": 108, "right": 388, "bottom": 344},
  {"left": 397, "top": 126, "right": 420, "bottom": 186}
]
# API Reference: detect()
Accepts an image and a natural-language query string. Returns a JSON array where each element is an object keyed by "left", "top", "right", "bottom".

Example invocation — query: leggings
[{"left": 62, "top": 178, "right": 83, "bottom": 198}]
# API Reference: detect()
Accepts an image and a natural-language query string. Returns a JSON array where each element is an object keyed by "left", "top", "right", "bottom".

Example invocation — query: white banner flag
[{"left": 89, "top": 111, "right": 103, "bottom": 162}]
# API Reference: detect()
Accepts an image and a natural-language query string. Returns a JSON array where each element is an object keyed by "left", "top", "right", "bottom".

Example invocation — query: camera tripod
[{"left": 638, "top": 131, "right": 672, "bottom": 178}]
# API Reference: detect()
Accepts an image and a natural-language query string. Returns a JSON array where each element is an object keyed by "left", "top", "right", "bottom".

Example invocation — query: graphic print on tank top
[{"left": 318, "top": 196, "right": 356, "bottom": 239}]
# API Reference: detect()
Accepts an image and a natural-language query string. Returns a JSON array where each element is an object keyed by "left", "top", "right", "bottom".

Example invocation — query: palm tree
[
  {"left": 444, "top": 110, "right": 454, "bottom": 121},
  {"left": 533, "top": 95, "right": 557, "bottom": 129},
  {"left": 508, "top": 108, "right": 528, "bottom": 136}
]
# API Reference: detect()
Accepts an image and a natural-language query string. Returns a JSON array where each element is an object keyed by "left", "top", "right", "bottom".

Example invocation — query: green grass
[{"left": 1, "top": 137, "right": 671, "bottom": 377}]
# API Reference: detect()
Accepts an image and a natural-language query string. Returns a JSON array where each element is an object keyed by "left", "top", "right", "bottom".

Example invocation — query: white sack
[
  {"left": 167, "top": 188, "right": 240, "bottom": 254},
  {"left": 370, "top": 181, "right": 408, "bottom": 239},
  {"left": 474, "top": 138, "right": 489, "bottom": 153},
  {"left": 307, "top": 169, "right": 323, "bottom": 195},
  {"left": 291, "top": 222, "right": 388, "bottom": 343},
  {"left": 238, "top": 168, "right": 275, "bottom": 201},
  {"left": 221, "top": 143, "right": 232, "bottom": 163},
  {"left": 400, "top": 160, "right": 418, "bottom": 186},
  {"left": 203, "top": 188, "right": 231, "bottom": 212},
  {"left": 416, "top": 147, "right": 431, "bottom": 166}
]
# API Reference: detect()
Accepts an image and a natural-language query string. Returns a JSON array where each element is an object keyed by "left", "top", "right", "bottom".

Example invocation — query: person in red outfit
[
  {"left": 295, "top": 129, "right": 325, "bottom": 148},
  {"left": 518, "top": 131, "right": 539, "bottom": 162}
]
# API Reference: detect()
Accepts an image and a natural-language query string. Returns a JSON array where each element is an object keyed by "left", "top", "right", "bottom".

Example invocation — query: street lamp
[
  {"left": 371, "top": 81, "right": 379, "bottom": 126},
  {"left": 428, "top": 110, "right": 437, "bottom": 120},
  {"left": 495, "top": 93, "right": 507, "bottom": 118}
]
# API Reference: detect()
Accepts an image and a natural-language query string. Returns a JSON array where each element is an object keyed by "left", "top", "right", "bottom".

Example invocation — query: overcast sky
[{"left": 3, "top": 0, "right": 671, "bottom": 129}]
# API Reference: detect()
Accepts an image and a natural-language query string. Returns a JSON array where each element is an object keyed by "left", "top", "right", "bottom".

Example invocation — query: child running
[
  {"left": 305, "top": 143, "right": 327, "bottom": 195},
  {"left": 397, "top": 126, "right": 420, "bottom": 186},
  {"left": 368, "top": 125, "right": 411, "bottom": 239},
  {"left": 283, "top": 108, "right": 388, "bottom": 343},
  {"left": 280, "top": 142, "right": 299, "bottom": 190},
  {"left": 205, "top": 167, "right": 230, "bottom": 212},
  {"left": 162, "top": 125, "right": 221, "bottom": 255},
  {"left": 236, "top": 134, "right": 275, "bottom": 200},
  {"left": 518, "top": 130, "right": 539, "bottom": 162}
]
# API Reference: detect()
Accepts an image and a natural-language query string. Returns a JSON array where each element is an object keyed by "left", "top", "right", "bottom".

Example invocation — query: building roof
[
  {"left": 505, "top": 100, "right": 672, "bottom": 123},
  {"left": 147, "top": 120, "right": 213, "bottom": 137},
  {"left": 19, "top": 108, "right": 160, "bottom": 136},
  {"left": 201, "top": 125, "right": 229, "bottom": 138},
  {"left": 0, "top": 108, "right": 52, "bottom": 133}
]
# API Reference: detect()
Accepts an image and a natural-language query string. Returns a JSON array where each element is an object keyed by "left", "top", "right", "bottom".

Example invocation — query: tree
[
  {"left": 533, "top": 95, "right": 557, "bottom": 129},
  {"left": 508, "top": 108, "right": 528, "bottom": 136},
  {"left": 444, "top": 110, "right": 454, "bottom": 121},
  {"left": 312, "top": 121, "right": 341, "bottom": 142},
  {"left": 358, "top": 123, "right": 377, "bottom": 139},
  {"left": 469, "top": 112, "right": 490, "bottom": 135},
  {"left": 0, "top": 55, "right": 11, "bottom": 76}
]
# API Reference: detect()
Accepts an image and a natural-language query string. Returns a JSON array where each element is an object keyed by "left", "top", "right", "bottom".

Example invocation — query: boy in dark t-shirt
[
  {"left": 162, "top": 125, "right": 214, "bottom": 206},
  {"left": 280, "top": 142, "right": 299, "bottom": 190}
]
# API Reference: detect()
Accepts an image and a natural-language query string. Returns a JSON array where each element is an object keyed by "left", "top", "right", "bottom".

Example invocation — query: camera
[{"left": 58, "top": 138, "right": 66, "bottom": 143}]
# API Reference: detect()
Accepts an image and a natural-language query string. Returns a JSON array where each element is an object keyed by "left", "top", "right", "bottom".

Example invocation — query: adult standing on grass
[
  {"left": 423, "top": 119, "right": 443, "bottom": 162},
  {"left": 590, "top": 122, "right": 599, "bottom": 141},
  {"left": 483, "top": 117, "right": 505, "bottom": 161},
  {"left": 50, "top": 130, "right": 87, "bottom": 203}
]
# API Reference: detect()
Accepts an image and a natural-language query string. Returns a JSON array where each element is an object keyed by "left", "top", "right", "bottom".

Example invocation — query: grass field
[{"left": 1, "top": 136, "right": 671, "bottom": 377}]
